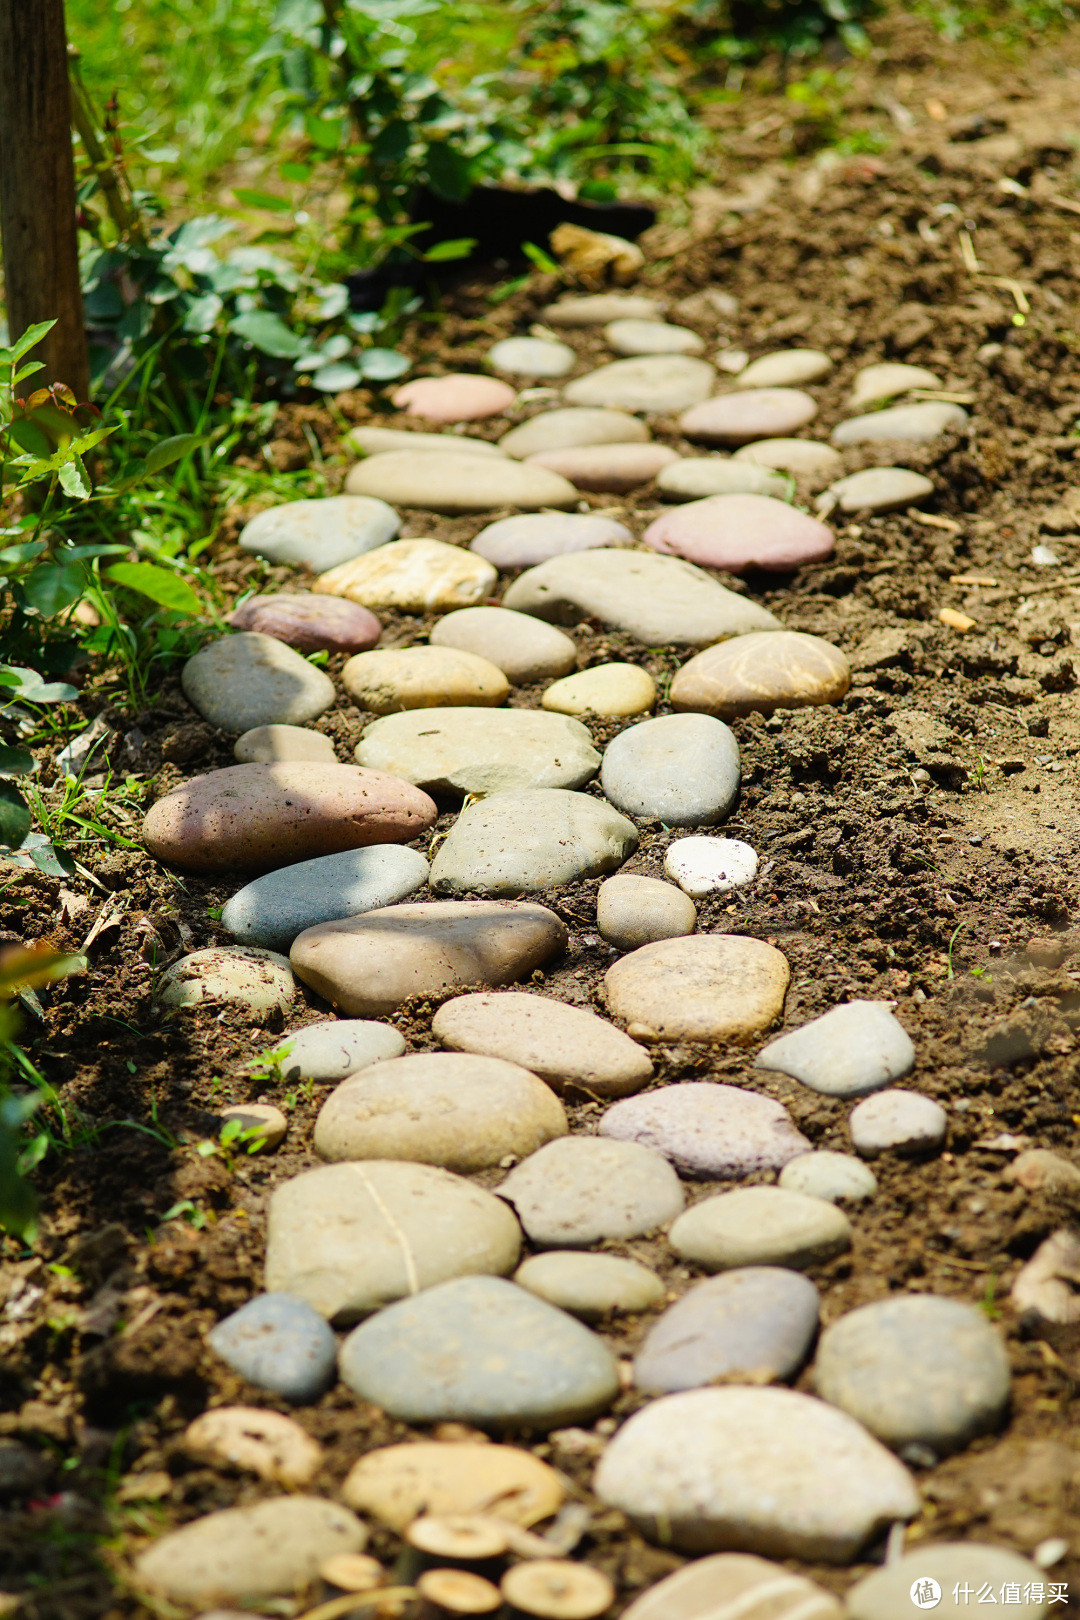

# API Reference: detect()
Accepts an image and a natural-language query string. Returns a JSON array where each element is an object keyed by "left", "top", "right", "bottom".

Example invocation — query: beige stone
[
  {"left": 183, "top": 1407, "right": 322, "bottom": 1486},
  {"left": 343, "top": 1441, "right": 564, "bottom": 1529},
  {"left": 542, "top": 663, "right": 655, "bottom": 717},
  {"left": 733, "top": 438, "right": 843, "bottom": 484},
  {"left": 432, "top": 990, "right": 653, "bottom": 1098},
  {"left": 342, "top": 645, "right": 508, "bottom": 714},
  {"left": 605, "top": 319, "right": 705, "bottom": 357},
  {"left": 735, "top": 350, "right": 832, "bottom": 389},
  {"left": 314, "top": 539, "right": 497, "bottom": 614},
  {"left": 848, "top": 362, "right": 941, "bottom": 410},
  {"left": 604, "top": 934, "right": 789, "bottom": 1043},
  {"left": 670, "top": 1186, "right": 852, "bottom": 1271},
  {"left": 596, "top": 874, "right": 697, "bottom": 950},
  {"left": 356, "top": 708, "right": 599, "bottom": 796},
  {"left": 620, "top": 1553, "right": 844, "bottom": 1620},
  {"left": 564, "top": 356, "right": 717, "bottom": 414},
  {"left": 219, "top": 1102, "right": 288, "bottom": 1150},
  {"left": 344, "top": 452, "right": 577, "bottom": 513},
  {"left": 671, "top": 631, "right": 850, "bottom": 720},
  {"left": 182, "top": 632, "right": 334, "bottom": 732},
  {"left": 514, "top": 1251, "right": 665, "bottom": 1320},
  {"left": 1004, "top": 1149, "right": 1080, "bottom": 1192},
  {"left": 499, "top": 409, "right": 649, "bottom": 459},
  {"left": 349, "top": 426, "right": 504, "bottom": 457},
  {"left": 234, "top": 725, "right": 336, "bottom": 764},
  {"left": 544, "top": 294, "right": 663, "bottom": 327},
  {"left": 527, "top": 442, "right": 679, "bottom": 493},
  {"left": 429, "top": 607, "right": 577, "bottom": 686},
  {"left": 157, "top": 947, "right": 294, "bottom": 1013}
]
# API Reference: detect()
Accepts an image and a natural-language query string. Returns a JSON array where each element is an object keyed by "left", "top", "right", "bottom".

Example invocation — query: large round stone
[
  {"left": 497, "top": 1135, "right": 685, "bottom": 1246},
  {"left": 515, "top": 1252, "right": 665, "bottom": 1320},
  {"left": 848, "top": 1545, "right": 1048, "bottom": 1620},
  {"left": 392, "top": 373, "right": 516, "bottom": 421},
  {"left": 564, "top": 355, "right": 717, "bottom": 413},
  {"left": 604, "top": 935, "right": 789, "bottom": 1044},
  {"left": 343, "top": 1441, "right": 564, "bottom": 1529},
  {"left": 356, "top": 708, "right": 599, "bottom": 795},
  {"left": 234, "top": 724, "right": 337, "bottom": 764},
  {"left": 314, "top": 538, "right": 497, "bottom": 613},
  {"left": 342, "top": 645, "right": 509, "bottom": 713},
  {"left": 157, "top": 946, "right": 294, "bottom": 1013},
  {"left": 486, "top": 336, "right": 576, "bottom": 377},
  {"left": 499, "top": 409, "right": 649, "bottom": 460},
  {"left": 346, "top": 449, "right": 577, "bottom": 513},
  {"left": 600, "top": 712, "right": 740, "bottom": 826},
  {"left": 596, "top": 874, "right": 697, "bottom": 950},
  {"left": 238, "top": 494, "right": 398, "bottom": 571},
  {"left": 430, "top": 788, "right": 636, "bottom": 897},
  {"left": 229, "top": 593, "right": 381, "bottom": 654},
  {"left": 644, "top": 493, "right": 834, "bottom": 572},
  {"left": 736, "top": 350, "right": 832, "bottom": 389},
  {"left": 733, "top": 438, "right": 843, "bottom": 483},
  {"left": 832, "top": 402, "right": 968, "bottom": 446},
  {"left": 432, "top": 990, "right": 653, "bottom": 1097},
  {"left": 669, "top": 1187, "right": 852, "bottom": 1271},
  {"left": 755, "top": 1000, "right": 915, "bottom": 1099},
  {"left": 221, "top": 845, "right": 430, "bottom": 951},
  {"left": 182, "top": 632, "right": 334, "bottom": 731},
  {"left": 470, "top": 511, "right": 631, "bottom": 567},
  {"left": 620, "top": 1553, "right": 844, "bottom": 1620},
  {"left": 349, "top": 426, "right": 504, "bottom": 458},
  {"left": 430, "top": 607, "right": 577, "bottom": 686},
  {"left": 600, "top": 1082, "right": 809, "bottom": 1179},
  {"left": 848, "top": 362, "right": 943, "bottom": 409},
  {"left": 825, "top": 467, "right": 935, "bottom": 514},
  {"left": 670, "top": 631, "right": 851, "bottom": 719},
  {"left": 528, "top": 441, "right": 680, "bottom": 492},
  {"left": 680, "top": 390, "right": 817, "bottom": 445},
  {"left": 658, "top": 458, "right": 790, "bottom": 501},
  {"left": 274, "top": 1019, "right": 405, "bottom": 1082},
  {"left": 542, "top": 662, "right": 656, "bottom": 716},
  {"left": 635, "top": 1268, "right": 820, "bottom": 1392}
]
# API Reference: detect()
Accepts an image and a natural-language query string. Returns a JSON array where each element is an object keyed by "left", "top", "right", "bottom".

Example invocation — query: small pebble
[
  {"left": 605, "top": 318, "right": 705, "bottom": 356},
  {"left": 600, "top": 712, "right": 741, "bottom": 826},
  {"left": 849, "top": 1089, "right": 947, "bottom": 1157},
  {"left": 635, "top": 1268, "right": 820, "bottom": 1392},
  {"left": 1011, "top": 1229, "right": 1080, "bottom": 1324},
  {"left": 542, "top": 662, "right": 655, "bottom": 716},
  {"left": 343, "top": 1440, "right": 564, "bottom": 1529},
  {"left": 234, "top": 724, "right": 337, "bottom": 765},
  {"left": 670, "top": 1186, "right": 852, "bottom": 1270},
  {"left": 735, "top": 350, "right": 832, "bottom": 389},
  {"left": 600, "top": 1082, "right": 809, "bottom": 1180},
  {"left": 470, "top": 511, "right": 631, "bottom": 568},
  {"left": 183, "top": 1407, "right": 322, "bottom": 1486},
  {"left": 219, "top": 1103, "right": 287, "bottom": 1151},
  {"left": 755, "top": 1000, "right": 915, "bottom": 1099},
  {"left": 499, "top": 408, "right": 649, "bottom": 459},
  {"left": 717, "top": 347, "right": 750, "bottom": 373},
  {"left": 1004, "top": 1148, "right": 1080, "bottom": 1192},
  {"left": 832, "top": 401, "right": 968, "bottom": 446},
  {"left": 545, "top": 294, "right": 663, "bottom": 326},
  {"left": 487, "top": 336, "right": 576, "bottom": 377},
  {"left": 733, "top": 437, "right": 843, "bottom": 484},
  {"left": 341, "top": 645, "right": 509, "bottom": 713},
  {"left": 515, "top": 1252, "right": 665, "bottom": 1320},
  {"left": 596, "top": 874, "right": 697, "bottom": 950},
  {"left": 680, "top": 389, "right": 817, "bottom": 445},
  {"left": 238, "top": 495, "right": 399, "bottom": 572},
  {"left": 779, "top": 1152, "right": 878, "bottom": 1204},
  {"left": 157, "top": 947, "right": 294, "bottom": 1013},
  {"left": 314, "top": 538, "right": 497, "bottom": 613},
  {"left": 658, "top": 457, "right": 790, "bottom": 501},
  {"left": 499, "top": 1135, "right": 685, "bottom": 1246},
  {"left": 430, "top": 607, "right": 577, "bottom": 686},
  {"left": 564, "top": 355, "right": 716, "bottom": 413},
  {"left": 272, "top": 1019, "right": 405, "bottom": 1082},
  {"left": 824, "top": 467, "right": 934, "bottom": 514},
  {"left": 848, "top": 362, "right": 942, "bottom": 409},
  {"left": 206, "top": 1293, "right": 339, "bottom": 1403},
  {"left": 664, "top": 835, "right": 758, "bottom": 897},
  {"left": 392, "top": 373, "right": 516, "bottom": 421}
]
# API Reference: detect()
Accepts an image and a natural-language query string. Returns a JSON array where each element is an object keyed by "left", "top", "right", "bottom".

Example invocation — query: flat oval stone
[
  {"left": 848, "top": 1546, "right": 1048, "bottom": 1620},
  {"left": 471, "top": 511, "right": 631, "bottom": 568},
  {"left": 670, "top": 631, "right": 851, "bottom": 720},
  {"left": 430, "top": 607, "right": 577, "bottom": 686},
  {"left": 342, "top": 645, "right": 509, "bottom": 713},
  {"left": 600, "top": 1081, "right": 809, "bottom": 1179},
  {"left": 344, "top": 451, "right": 576, "bottom": 513},
  {"left": 601, "top": 712, "right": 740, "bottom": 826},
  {"left": 356, "top": 708, "right": 599, "bottom": 796},
  {"left": 736, "top": 350, "right": 832, "bottom": 389},
  {"left": 670, "top": 1186, "right": 852, "bottom": 1271},
  {"left": 499, "top": 409, "right": 649, "bottom": 460},
  {"left": 597, "top": 874, "right": 697, "bottom": 950},
  {"left": 315, "top": 1051, "right": 566, "bottom": 1171},
  {"left": 680, "top": 390, "right": 817, "bottom": 445},
  {"left": 664, "top": 835, "right": 758, "bottom": 897},
  {"left": 605, "top": 319, "right": 705, "bottom": 356},
  {"left": 756, "top": 1000, "right": 915, "bottom": 1099},
  {"left": 832, "top": 401, "right": 968, "bottom": 446},
  {"left": 229, "top": 592, "right": 381, "bottom": 654},
  {"left": 265, "top": 1160, "right": 522, "bottom": 1322},
  {"left": 429, "top": 788, "right": 637, "bottom": 897},
  {"left": 274, "top": 1019, "right": 405, "bottom": 1081},
  {"left": 239, "top": 495, "right": 399, "bottom": 571},
  {"left": 343, "top": 1441, "right": 564, "bottom": 1529},
  {"left": 144, "top": 762, "right": 437, "bottom": 874},
  {"left": 528, "top": 442, "right": 680, "bottom": 492},
  {"left": 499, "top": 1135, "right": 685, "bottom": 1246},
  {"left": 849, "top": 362, "right": 942, "bottom": 409},
  {"left": 594, "top": 1386, "right": 918, "bottom": 1560},
  {"left": 182, "top": 632, "right": 335, "bottom": 731},
  {"left": 815, "top": 1295, "right": 1010, "bottom": 1453},
  {"left": 564, "top": 356, "right": 716, "bottom": 413},
  {"left": 734, "top": 438, "right": 844, "bottom": 483},
  {"left": 392, "top": 374, "right": 516, "bottom": 421},
  {"left": 849, "top": 1089, "right": 947, "bottom": 1157},
  {"left": 234, "top": 724, "right": 337, "bottom": 764},
  {"left": 217, "top": 1102, "right": 288, "bottom": 1151},
  {"left": 542, "top": 662, "right": 655, "bottom": 716},
  {"left": 315, "top": 539, "right": 497, "bottom": 613},
  {"left": 515, "top": 1252, "right": 665, "bottom": 1320},
  {"left": 604, "top": 936, "right": 789, "bottom": 1044},
  {"left": 658, "top": 458, "right": 790, "bottom": 501},
  {"left": 545, "top": 294, "right": 663, "bottom": 326},
  {"left": 221, "top": 845, "right": 430, "bottom": 951},
  {"left": 620, "top": 1553, "right": 844, "bottom": 1620},
  {"left": 349, "top": 426, "right": 504, "bottom": 457},
  {"left": 644, "top": 493, "right": 834, "bottom": 572},
  {"left": 502, "top": 550, "right": 781, "bottom": 648},
  {"left": 184, "top": 1407, "right": 322, "bottom": 1487},
  {"left": 338, "top": 1275, "right": 620, "bottom": 1429},
  {"left": 207, "top": 1292, "right": 338, "bottom": 1402},
  {"left": 433, "top": 991, "right": 653, "bottom": 1098},
  {"left": 487, "top": 336, "right": 576, "bottom": 377},
  {"left": 635, "top": 1269, "right": 820, "bottom": 1392},
  {"left": 779, "top": 1152, "right": 878, "bottom": 1204},
  {"left": 290, "top": 899, "right": 567, "bottom": 1017},
  {"left": 1005, "top": 1148, "right": 1080, "bottom": 1192},
  {"left": 826, "top": 467, "right": 934, "bottom": 514},
  {"left": 157, "top": 946, "right": 294, "bottom": 1012},
  {"left": 135, "top": 1497, "right": 366, "bottom": 1606}
]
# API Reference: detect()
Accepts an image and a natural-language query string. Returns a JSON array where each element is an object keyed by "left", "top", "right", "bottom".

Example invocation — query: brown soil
[{"left": 5, "top": 15, "right": 1080, "bottom": 1619}]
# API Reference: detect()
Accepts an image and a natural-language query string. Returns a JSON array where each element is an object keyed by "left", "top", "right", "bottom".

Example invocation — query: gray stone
[
  {"left": 814, "top": 1295, "right": 1011, "bottom": 1454},
  {"left": 601, "top": 713, "right": 741, "bottom": 826},
  {"left": 498, "top": 1135, "right": 685, "bottom": 1247},
  {"left": 635, "top": 1268, "right": 820, "bottom": 1393},
  {"left": 620, "top": 1553, "right": 844, "bottom": 1620},
  {"left": 564, "top": 355, "right": 717, "bottom": 413},
  {"left": 487, "top": 336, "right": 576, "bottom": 376},
  {"left": 544, "top": 294, "right": 664, "bottom": 326},
  {"left": 338, "top": 1275, "right": 620, "bottom": 1428},
  {"left": 824, "top": 467, "right": 934, "bottom": 514},
  {"left": 670, "top": 1186, "right": 852, "bottom": 1271},
  {"left": 849, "top": 1089, "right": 947, "bottom": 1157},
  {"left": 596, "top": 874, "right": 697, "bottom": 950},
  {"left": 344, "top": 450, "right": 577, "bottom": 513},
  {"left": 265, "top": 1160, "right": 522, "bottom": 1323},
  {"left": 222, "top": 845, "right": 430, "bottom": 951},
  {"left": 779, "top": 1152, "right": 878, "bottom": 1204},
  {"left": 234, "top": 724, "right": 337, "bottom": 764},
  {"left": 593, "top": 1385, "right": 919, "bottom": 1560},
  {"left": 658, "top": 458, "right": 790, "bottom": 501},
  {"left": 432, "top": 990, "right": 653, "bottom": 1098},
  {"left": 515, "top": 1252, "right": 665, "bottom": 1320},
  {"left": 430, "top": 607, "right": 577, "bottom": 686},
  {"left": 349, "top": 426, "right": 504, "bottom": 457},
  {"left": 736, "top": 350, "right": 832, "bottom": 389},
  {"left": 157, "top": 946, "right": 294, "bottom": 1013},
  {"left": 755, "top": 1000, "right": 915, "bottom": 1100},
  {"left": 182, "top": 632, "right": 335, "bottom": 731},
  {"left": 832, "top": 402, "right": 969, "bottom": 446},
  {"left": 273, "top": 1019, "right": 405, "bottom": 1082},
  {"left": 849, "top": 1546, "right": 1048, "bottom": 1620},
  {"left": 605, "top": 319, "right": 705, "bottom": 356},
  {"left": 356, "top": 708, "right": 599, "bottom": 796},
  {"left": 430, "top": 788, "right": 635, "bottom": 897},
  {"left": 604, "top": 936, "right": 790, "bottom": 1044},
  {"left": 470, "top": 511, "right": 632, "bottom": 568},
  {"left": 502, "top": 549, "right": 781, "bottom": 649},
  {"left": 239, "top": 495, "right": 399, "bottom": 571},
  {"left": 207, "top": 1292, "right": 338, "bottom": 1403},
  {"left": 848, "top": 362, "right": 942, "bottom": 410},
  {"left": 499, "top": 409, "right": 649, "bottom": 459},
  {"left": 733, "top": 438, "right": 844, "bottom": 484},
  {"left": 600, "top": 1082, "right": 809, "bottom": 1179}
]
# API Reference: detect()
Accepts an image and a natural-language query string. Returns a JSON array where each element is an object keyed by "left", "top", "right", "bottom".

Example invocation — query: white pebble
[{"left": 664, "top": 836, "right": 758, "bottom": 898}]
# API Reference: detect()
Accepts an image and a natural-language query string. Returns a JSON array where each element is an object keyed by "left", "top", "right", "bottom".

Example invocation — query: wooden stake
[
  {"left": 415, "top": 1569, "right": 502, "bottom": 1617},
  {"left": 0, "top": 0, "right": 89, "bottom": 398},
  {"left": 501, "top": 1560, "right": 615, "bottom": 1619}
]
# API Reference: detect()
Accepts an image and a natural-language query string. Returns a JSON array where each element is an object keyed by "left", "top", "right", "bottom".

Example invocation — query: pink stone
[
  {"left": 392, "top": 374, "right": 517, "bottom": 423},
  {"left": 229, "top": 594, "right": 381, "bottom": 654},
  {"left": 643, "top": 493, "right": 834, "bottom": 573},
  {"left": 526, "top": 443, "right": 680, "bottom": 493},
  {"left": 679, "top": 389, "right": 817, "bottom": 445},
  {"left": 470, "top": 513, "right": 631, "bottom": 568}
]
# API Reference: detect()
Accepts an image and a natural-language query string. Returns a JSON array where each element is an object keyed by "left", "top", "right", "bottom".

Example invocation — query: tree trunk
[{"left": 0, "top": 0, "right": 88, "bottom": 399}]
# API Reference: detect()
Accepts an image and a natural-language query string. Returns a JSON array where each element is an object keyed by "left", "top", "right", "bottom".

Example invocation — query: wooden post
[{"left": 0, "top": 0, "right": 89, "bottom": 399}]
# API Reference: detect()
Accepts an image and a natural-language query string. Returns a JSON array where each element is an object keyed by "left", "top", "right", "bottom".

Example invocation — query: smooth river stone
[
  {"left": 825, "top": 467, "right": 934, "bottom": 514},
  {"left": 635, "top": 1268, "right": 820, "bottom": 1392},
  {"left": 338, "top": 1274, "right": 619, "bottom": 1429},
  {"left": 239, "top": 494, "right": 399, "bottom": 572},
  {"left": 433, "top": 990, "right": 653, "bottom": 1097},
  {"left": 564, "top": 355, "right": 716, "bottom": 413},
  {"left": 604, "top": 935, "right": 789, "bottom": 1044},
  {"left": 342, "top": 645, "right": 508, "bottom": 713},
  {"left": 848, "top": 1546, "right": 1048, "bottom": 1620},
  {"left": 671, "top": 631, "right": 851, "bottom": 720},
  {"left": 356, "top": 708, "right": 599, "bottom": 796},
  {"left": 221, "top": 845, "right": 430, "bottom": 951},
  {"left": 670, "top": 1186, "right": 852, "bottom": 1271},
  {"left": 274, "top": 1019, "right": 405, "bottom": 1082},
  {"left": 597, "top": 874, "right": 697, "bottom": 949},
  {"left": 486, "top": 336, "right": 576, "bottom": 377},
  {"left": 542, "top": 662, "right": 655, "bottom": 716},
  {"left": 527, "top": 441, "right": 680, "bottom": 492},
  {"left": 229, "top": 592, "right": 382, "bottom": 654},
  {"left": 605, "top": 319, "right": 705, "bottom": 356},
  {"left": 502, "top": 550, "right": 782, "bottom": 648},
  {"left": 594, "top": 1385, "right": 919, "bottom": 1560},
  {"left": 620, "top": 1553, "right": 844, "bottom": 1620},
  {"left": 234, "top": 724, "right": 336, "bottom": 764},
  {"left": 344, "top": 451, "right": 576, "bottom": 513},
  {"left": 849, "top": 361, "right": 942, "bottom": 409},
  {"left": 832, "top": 401, "right": 969, "bottom": 446},
  {"left": 849, "top": 1089, "right": 947, "bottom": 1157},
  {"left": 265, "top": 1159, "right": 522, "bottom": 1322},
  {"left": 779, "top": 1152, "right": 878, "bottom": 1204},
  {"left": 658, "top": 458, "right": 790, "bottom": 501},
  {"left": 545, "top": 293, "right": 663, "bottom": 326},
  {"left": 680, "top": 390, "right": 818, "bottom": 445},
  {"left": 314, "top": 539, "right": 497, "bottom": 614},
  {"left": 816, "top": 1295, "right": 1011, "bottom": 1455},
  {"left": 471, "top": 511, "right": 631, "bottom": 568},
  {"left": 135, "top": 1498, "right": 366, "bottom": 1606},
  {"left": 429, "top": 607, "right": 577, "bottom": 685},
  {"left": 290, "top": 900, "right": 567, "bottom": 1017},
  {"left": 600, "top": 1082, "right": 810, "bottom": 1179},
  {"left": 207, "top": 1292, "right": 338, "bottom": 1403},
  {"left": 665, "top": 835, "right": 758, "bottom": 897},
  {"left": 314, "top": 1052, "right": 567, "bottom": 1172},
  {"left": 734, "top": 438, "right": 844, "bottom": 483},
  {"left": 343, "top": 1441, "right": 565, "bottom": 1530},
  {"left": 157, "top": 946, "right": 294, "bottom": 1013},
  {"left": 756, "top": 1000, "right": 915, "bottom": 1099},
  {"left": 499, "top": 408, "right": 649, "bottom": 459},
  {"left": 498, "top": 1135, "right": 685, "bottom": 1246},
  {"left": 182, "top": 632, "right": 334, "bottom": 731},
  {"left": 143, "top": 762, "right": 436, "bottom": 874},
  {"left": 601, "top": 712, "right": 740, "bottom": 826},
  {"left": 349, "top": 425, "right": 504, "bottom": 457},
  {"left": 736, "top": 350, "right": 832, "bottom": 389},
  {"left": 429, "top": 788, "right": 637, "bottom": 897},
  {"left": 392, "top": 373, "right": 516, "bottom": 421},
  {"left": 644, "top": 493, "right": 834, "bottom": 572},
  {"left": 515, "top": 1252, "right": 665, "bottom": 1320}
]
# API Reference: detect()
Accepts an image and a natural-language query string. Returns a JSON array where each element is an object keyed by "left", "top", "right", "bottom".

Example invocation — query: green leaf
[
  {"left": 0, "top": 542, "right": 48, "bottom": 567},
  {"left": 312, "top": 363, "right": 362, "bottom": 392},
  {"left": 29, "top": 843, "right": 75, "bottom": 878},
  {"left": 58, "top": 456, "right": 91, "bottom": 500},
  {"left": 228, "top": 310, "right": 305, "bottom": 358},
  {"left": 279, "top": 161, "right": 311, "bottom": 183},
  {"left": 522, "top": 241, "right": 561, "bottom": 274},
  {"left": 0, "top": 784, "right": 31, "bottom": 847},
  {"left": 0, "top": 747, "right": 35, "bottom": 776},
  {"left": 424, "top": 141, "right": 473, "bottom": 202},
  {"left": 358, "top": 347, "right": 411, "bottom": 380},
  {"left": 424, "top": 237, "right": 477, "bottom": 262},
  {"left": 306, "top": 113, "right": 345, "bottom": 151},
  {"left": 182, "top": 292, "right": 224, "bottom": 334},
  {"left": 20, "top": 562, "right": 85, "bottom": 618},
  {"left": 10, "top": 321, "right": 56, "bottom": 363},
  {"left": 143, "top": 434, "right": 204, "bottom": 476},
  {"left": 233, "top": 188, "right": 294, "bottom": 213},
  {"left": 104, "top": 562, "right": 202, "bottom": 616}
]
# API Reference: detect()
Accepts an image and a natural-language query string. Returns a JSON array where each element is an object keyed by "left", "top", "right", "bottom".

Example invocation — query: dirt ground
[{"left": 5, "top": 13, "right": 1080, "bottom": 1618}]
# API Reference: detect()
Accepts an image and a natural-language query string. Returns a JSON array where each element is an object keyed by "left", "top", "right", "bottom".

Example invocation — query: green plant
[{"left": 946, "top": 920, "right": 967, "bottom": 980}]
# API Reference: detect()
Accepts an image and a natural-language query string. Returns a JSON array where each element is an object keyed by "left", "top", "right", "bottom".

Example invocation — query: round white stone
[
  {"left": 779, "top": 1152, "right": 878, "bottom": 1204},
  {"left": 849, "top": 1089, "right": 947, "bottom": 1158},
  {"left": 487, "top": 337, "right": 576, "bottom": 377},
  {"left": 664, "top": 836, "right": 758, "bottom": 897}
]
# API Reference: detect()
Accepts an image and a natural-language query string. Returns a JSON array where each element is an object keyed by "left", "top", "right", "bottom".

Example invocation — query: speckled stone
[
  {"left": 486, "top": 336, "right": 576, "bottom": 377},
  {"left": 273, "top": 1019, "right": 405, "bottom": 1082},
  {"left": 605, "top": 319, "right": 705, "bottom": 357},
  {"left": 832, "top": 401, "right": 968, "bottom": 446},
  {"left": 670, "top": 631, "right": 851, "bottom": 720},
  {"left": 499, "top": 409, "right": 649, "bottom": 459},
  {"left": 604, "top": 936, "right": 789, "bottom": 1044},
  {"left": 515, "top": 1252, "right": 665, "bottom": 1320},
  {"left": 669, "top": 1186, "right": 852, "bottom": 1272},
  {"left": 680, "top": 390, "right": 818, "bottom": 445},
  {"left": 596, "top": 874, "right": 697, "bottom": 950},
  {"left": 756, "top": 1001, "right": 915, "bottom": 1099},
  {"left": 344, "top": 452, "right": 577, "bottom": 513},
  {"left": 183, "top": 1407, "right": 321, "bottom": 1486},
  {"left": 527, "top": 441, "right": 680, "bottom": 492},
  {"left": 429, "top": 788, "right": 637, "bottom": 897},
  {"left": 735, "top": 350, "right": 832, "bottom": 389},
  {"left": 349, "top": 426, "right": 504, "bottom": 457},
  {"left": 848, "top": 362, "right": 942, "bottom": 409},
  {"left": 182, "top": 633, "right": 335, "bottom": 731},
  {"left": 564, "top": 355, "right": 716, "bottom": 413},
  {"left": 238, "top": 495, "right": 399, "bottom": 572},
  {"left": 600, "top": 713, "right": 741, "bottom": 827},
  {"left": 356, "top": 708, "right": 599, "bottom": 796},
  {"left": 429, "top": 607, "right": 577, "bottom": 686},
  {"left": 314, "top": 539, "right": 497, "bottom": 613},
  {"left": 635, "top": 1268, "right": 820, "bottom": 1392},
  {"left": 733, "top": 438, "right": 844, "bottom": 484},
  {"left": 392, "top": 373, "right": 516, "bottom": 421},
  {"left": 779, "top": 1152, "right": 878, "bottom": 1204},
  {"left": 644, "top": 493, "right": 834, "bottom": 573},
  {"left": 343, "top": 1441, "right": 565, "bottom": 1529},
  {"left": 620, "top": 1553, "right": 844, "bottom": 1620},
  {"left": 207, "top": 1293, "right": 338, "bottom": 1403},
  {"left": 664, "top": 835, "right": 758, "bottom": 897},
  {"left": 545, "top": 294, "right": 663, "bottom": 326},
  {"left": 470, "top": 511, "right": 632, "bottom": 568},
  {"left": 1004, "top": 1149, "right": 1080, "bottom": 1192},
  {"left": 433, "top": 990, "right": 653, "bottom": 1098},
  {"left": 498, "top": 1135, "right": 685, "bottom": 1246},
  {"left": 221, "top": 845, "right": 430, "bottom": 951},
  {"left": 156, "top": 947, "right": 294, "bottom": 1012},
  {"left": 234, "top": 725, "right": 337, "bottom": 764},
  {"left": 542, "top": 662, "right": 656, "bottom": 716},
  {"left": 849, "top": 1089, "right": 947, "bottom": 1158},
  {"left": 657, "top": 458, "right": 790, "bottom": 501},
  {"left": 849, "top": 1547, "right": 1048, "bottom": 1620},
  {"left": 229, "top": 593, "right": 382, "bottom": 654},
  {"left": 341, "top": 645, "right": 509, "bottom": 713},
  {"left": 825, "top": 468, "right": 934, "bottom": 514},
  {"left": 599, "top": 1082, "right": 809, "bottom": 1179}
]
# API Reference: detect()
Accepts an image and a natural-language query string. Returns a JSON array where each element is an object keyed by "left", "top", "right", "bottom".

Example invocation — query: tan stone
[
  {"left": 733, "top": 438, "right": 843, "bottom": 484},
  {"left": 157, "top": 948, "right": 294, "bottom": 1013},
  {"left": 735, "top": 350, "right": 832, "bottom": 389},
  {"left": 183, "top": 1407, "right": 322, "bottom": 1486},
  {"left": 1004, "top": 1149, "right": 1080, "bottom": 1192},
  {"left": 596, "top": 874, "right": 697, "bottom": 950},
  {"left": 670, "top": 631, "right": 850, "bottom": 720},
  {"left": 349, "top": 426, "right": 504, "bottom": 457},
  {"left": 234, "top": 725, "right": 337, "bottom": 764},
  {"left": 344, "top": 452, "right": 577, "bottom": 513},
  {"left": 219, "top": 1103, "right": 288, "bottom": 1150},
  {"left": 342, "top": 646, "right": 508, "bottom": 714},
  {"left": 499, "top": 409, "right": 649, "bottom": 459},
  {"left": 620, "top": 1553, "right": 844, "bottom": 1620},
  {"left": 314, "top": 539, "right": 497, "bottom": 614},
  {"left": 429, "top": 607, "right": 577, "bottom": 686},
  {"left": 527, "top": 442, "right": 679, "bottom": 493},
  {"left": 342, "top": 1441, "right": 564, "bottom": 1530},
  {"left": 604, "top": 935, "right": 789, "bottom": 1043},
  {"left": 542, "top": 663, "right": 655, "bottom": 717},
  {"left": 432, "top": 990, "right": 653, "bottom": 1098},
  {"left": 356, "top": 708, "right": 599, "bottom": 796}
]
